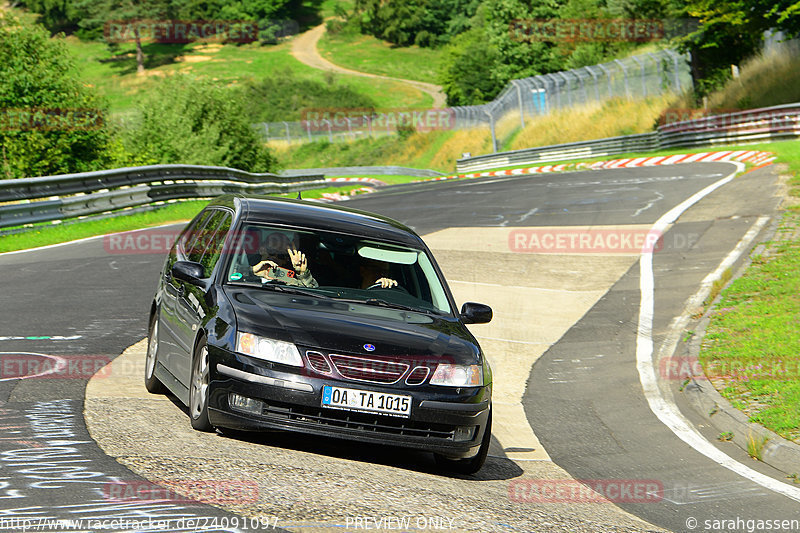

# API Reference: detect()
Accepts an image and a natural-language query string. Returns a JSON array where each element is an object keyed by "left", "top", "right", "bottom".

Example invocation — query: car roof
[{"left": 208, "top": 194, "right": 424, "bottom": 247}]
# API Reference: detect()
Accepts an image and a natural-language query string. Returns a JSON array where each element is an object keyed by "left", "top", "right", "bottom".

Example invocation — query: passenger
[{"left": 250, "top": 231, "right": 318, "bottom": 288}]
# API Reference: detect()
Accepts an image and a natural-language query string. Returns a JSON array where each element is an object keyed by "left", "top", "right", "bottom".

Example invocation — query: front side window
[{"left": 224, "top": 223, "right": 453, "bottom": 315}]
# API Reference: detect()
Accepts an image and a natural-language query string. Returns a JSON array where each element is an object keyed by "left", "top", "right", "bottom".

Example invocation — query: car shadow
[
  {"left": 214, "top": 425, "right": 523, "bottom": 482},
  {"left": 163, "top": 390, "right": 523, "bottom": 482}
]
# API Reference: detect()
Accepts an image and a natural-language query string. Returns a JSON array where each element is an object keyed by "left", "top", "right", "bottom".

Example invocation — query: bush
[
  {"left": 0, "top": 14, "right": 112, "bottom": 179},
  {"left": 243, "top": 69, "right": 377, "bottom": 122},
  {"left": 121, "top": 75, "right": 276, "bottom": 172}
]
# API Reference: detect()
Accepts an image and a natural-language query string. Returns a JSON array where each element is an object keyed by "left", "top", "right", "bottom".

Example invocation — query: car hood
[{"left": 224, "top": 286, "right": 481, "bottom": 364}]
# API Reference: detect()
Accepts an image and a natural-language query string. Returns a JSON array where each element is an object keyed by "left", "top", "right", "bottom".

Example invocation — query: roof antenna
[{"left": 296, "top": 191, "right": 302, "bottom": 200}]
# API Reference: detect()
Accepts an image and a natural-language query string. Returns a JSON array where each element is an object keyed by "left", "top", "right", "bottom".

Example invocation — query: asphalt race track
[{"left": 1, "top": 161, "right": 797, "bottom": 532}]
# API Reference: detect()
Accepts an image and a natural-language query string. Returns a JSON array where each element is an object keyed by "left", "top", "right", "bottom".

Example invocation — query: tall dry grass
[
  {"left": 708, "top": 44, "right": 800, "bottom": 110},
  {"left": 509, "top": 94, "right": 675, "bottom": 150}
]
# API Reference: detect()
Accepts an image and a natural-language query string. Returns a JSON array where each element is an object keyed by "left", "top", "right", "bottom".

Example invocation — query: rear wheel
[
  {"left": 144, "top": 311, "right": 165, "bottom": 394},
  {"left": 189, "top": 341, "right": 213, "bottom": 432},
  {"left": 434, "top": 409, "right": 492, "bottom": 475}
]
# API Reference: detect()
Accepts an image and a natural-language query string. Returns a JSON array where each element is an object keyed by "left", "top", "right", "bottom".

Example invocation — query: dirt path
[{"left": 291, "top": 24, "right": 447, "bottom": 108}]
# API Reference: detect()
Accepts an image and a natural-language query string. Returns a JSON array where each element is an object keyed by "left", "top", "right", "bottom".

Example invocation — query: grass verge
[{"left": 699, "top": 209, "right": 800, "bottom": 444}]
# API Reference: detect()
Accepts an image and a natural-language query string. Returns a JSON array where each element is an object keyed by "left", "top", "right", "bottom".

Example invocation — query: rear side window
[
  {"left": 179, "top": 210, "right": 214, "bottom": 259},
  {"left": 197, "top": 213, "right": 232, "bottom": 276},
  {"left": 185, "top": 210, "right": 225, "bottom": 264}
]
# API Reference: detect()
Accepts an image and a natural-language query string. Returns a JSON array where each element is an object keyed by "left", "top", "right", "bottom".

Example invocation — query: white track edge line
[{"left": 636, "top": 162, "right": 800, "bottom": 502}]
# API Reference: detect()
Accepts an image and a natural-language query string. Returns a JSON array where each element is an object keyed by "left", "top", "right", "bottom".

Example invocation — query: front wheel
[
  {"left": 434, "top": 409, "right": 492, "bottom": 475},
  {"left": 144, "top": 311, "right": 165, "bottom": 394},
  {"left": 189, "top": 341, "right": 213, "bottom": 432}
]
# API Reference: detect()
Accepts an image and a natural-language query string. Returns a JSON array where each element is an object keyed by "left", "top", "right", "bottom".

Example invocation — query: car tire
[
  {"left": 434, "top": 408, "right": 492, "bottom": 475},
  {"left": 144, "top": 311, "right": 166, "bottom": 394},
  {"left": 189, "top": 340, "right": 214, "bottom": 432}
]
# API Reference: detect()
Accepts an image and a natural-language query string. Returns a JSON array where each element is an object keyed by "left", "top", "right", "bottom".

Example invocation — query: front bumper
[{"left": 206, "top": 346, "right": 491, "bottom": 459}]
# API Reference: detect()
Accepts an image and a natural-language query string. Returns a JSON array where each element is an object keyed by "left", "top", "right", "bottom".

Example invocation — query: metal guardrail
[
  {"left": 456, "top": 133, "right": 659, "bottom": 173},
  {"left": 279, "top": 166, "right": 443, "bottom": 178},
  {"left": 456, "top": 102, "right": 800, "bottom": 172},
  {"left": 0, "top": 165, "right": 325, "bottom": 229}
]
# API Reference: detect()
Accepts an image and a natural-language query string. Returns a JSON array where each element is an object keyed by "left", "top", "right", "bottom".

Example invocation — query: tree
[
  {"left": 0, "top": 14, "right": 111, "bottom": 179},
  {"left": 438, "top": 29, "right": 504, "bottom": 105},
  {"left": 677, "top": 0, "right": 800, "bottom": 97},
  {"left": 72, "top": 0, "right": 172, "bottom": 73},
  {"left": 352, "top": 0, "right": 481, "bottom": 47},
  {"left": 122, "top": 75, "right": 276, "bottom": 172}
]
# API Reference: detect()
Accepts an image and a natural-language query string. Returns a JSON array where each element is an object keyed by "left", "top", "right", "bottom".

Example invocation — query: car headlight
[
  {"left": 429, "top": 364, "right": 483, "bottom": 387},
  {"left": 236, "top": 332, "right": 303, "bottom": 367}
]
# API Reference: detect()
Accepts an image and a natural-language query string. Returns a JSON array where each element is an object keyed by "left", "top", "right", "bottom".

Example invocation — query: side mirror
[
  {"left": 172, "top": 261, "right": 206, "bottom": 285},
  {"left": 460, "top": 302, "right": 492, "bottom": 324}
]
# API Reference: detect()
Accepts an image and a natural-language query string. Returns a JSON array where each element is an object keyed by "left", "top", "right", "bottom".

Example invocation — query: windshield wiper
[
  {"left": 336, "top": 297, "right": 432, "bottom": 314},
  {"left": 254, "top": 281, "right": 335, "bottom": 300}
]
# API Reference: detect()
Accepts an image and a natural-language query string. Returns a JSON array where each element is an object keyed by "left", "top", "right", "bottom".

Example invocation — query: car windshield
[{"left": 224, "top": 223, "right": 453, "bottom": 315}]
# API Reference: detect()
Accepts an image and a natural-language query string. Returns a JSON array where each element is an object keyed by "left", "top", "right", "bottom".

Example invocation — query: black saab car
[{"left": 145, "top": 194, "right": 493, "bottom": 473}]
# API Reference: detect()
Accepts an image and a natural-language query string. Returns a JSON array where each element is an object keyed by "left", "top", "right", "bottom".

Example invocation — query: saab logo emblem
[{"left": 363, "top": 344, "right": 376, "bottom": 352}]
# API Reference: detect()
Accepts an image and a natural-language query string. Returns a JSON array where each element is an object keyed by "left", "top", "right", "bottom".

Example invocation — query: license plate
[{"left": 322, "top": 385, "right": 411, "bottom": 418}]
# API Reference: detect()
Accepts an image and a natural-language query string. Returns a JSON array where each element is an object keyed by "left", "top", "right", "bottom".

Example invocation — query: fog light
[
  {"left": 453, "top": 425, "right": 476, "bottom": 442},
  {"left": 228, "top": 393, "right": 263, "bottom": 415}
]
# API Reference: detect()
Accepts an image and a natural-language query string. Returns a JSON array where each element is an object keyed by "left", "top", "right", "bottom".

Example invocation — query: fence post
[
  {"left": 585, "top": 65, "right": 601, "bottom": 102},
  {"left": 630, "top": 55, "right": 647, "bottom": 98},
  {"left": 485, "top": 107, "right": 498, "bottom": 153},
  {"left": 513, "top": 80, "right": 525, "bottom": 129},
  {"left": 544, "top": 74, "right": 560, "bottom": 110},
  {"left": 323, "top": 119, "right": 332, "bottom": 142},
  {"left": 558, "top": 72, "right": 571, "bottom": 108},
  {"left": 614, "top": 59, "right": 630, "bottom": 98},
  {"left": 305, "top": 120, "right": 311, "bottom": 142},
  {"left": 263, "top": 123, "right": 269, "bottom": 141},
  {"left": 283, "top": 121, "right": 290, "bottom": 143},
  {"left": 666, "top": 50, "right": 683, "bottom": 92},
  {"left": 597, "top": 63, "right": 613, "bottom": 99},
  {"left": 577, "top": 70, "right": 588, "bottom": 104}
]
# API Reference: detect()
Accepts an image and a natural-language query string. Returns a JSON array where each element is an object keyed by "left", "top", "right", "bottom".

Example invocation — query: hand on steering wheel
[{"left": 367, "top": 277, "right": 398, "bottom": 289}]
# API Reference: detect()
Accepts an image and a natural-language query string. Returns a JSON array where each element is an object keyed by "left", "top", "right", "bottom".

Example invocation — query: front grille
[
  {"left": 259, "top": 400, "right": 456, "bottom": 440},
  {"left": 328, "top": 354, "right": 409, "bottom": 384},
  {"left": 306, "top": 351, "right": 332, "bottom": 374},
  {"left": 405, "top": 366, "right": 430, "bottom": 385}
]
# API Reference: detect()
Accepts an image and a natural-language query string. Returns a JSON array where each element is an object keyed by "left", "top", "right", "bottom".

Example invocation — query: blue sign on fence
[{"left": 531, "top": 89, "right": 547, "bottom": 115}]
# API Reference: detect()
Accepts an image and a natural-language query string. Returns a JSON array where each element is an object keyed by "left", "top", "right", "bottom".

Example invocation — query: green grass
[
  {"left": 63, "top": 36, "right": 432, "bottom": 115},
  {"left": 696, "top": 138, "right": 800, "bottom": 443},
  {"left": 0, "top": 200, "right": 208, "bottom": 253},
  {"left": 699, "top": 211, "right": 800, "bottom": 443},
  {"left": 317, "top": 31, "right": 442, "bottom": 84}
]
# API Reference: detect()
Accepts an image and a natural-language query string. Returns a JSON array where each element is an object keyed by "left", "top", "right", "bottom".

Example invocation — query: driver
[
  {"left": 359, "top": 258, "right": 397, "bottom": 289},
  {"left": 250, "top": 231, "right": 318, "bottom": 288}
]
